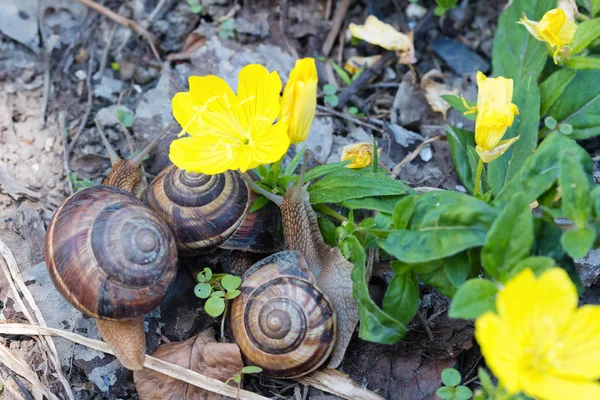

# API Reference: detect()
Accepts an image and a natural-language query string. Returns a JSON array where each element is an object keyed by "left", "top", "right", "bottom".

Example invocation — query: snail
[
  {"left": 143, "top": 165, "right": 283, "bottom": 255},
  {"left": 230, "top": 160, "right": 359, "bottom": 375},
  {"left": 230, "top": 251, "right": 336, "bottom": 378},
  {"left": 44, "top": 124, "right": 178, "bottom": 370}
]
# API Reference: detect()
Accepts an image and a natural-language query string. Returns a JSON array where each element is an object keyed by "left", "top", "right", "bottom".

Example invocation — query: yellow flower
[
  {"left": 475, "top": 268, "right": 600, "bottom": 400},
  {"left": 470, "top": 71, "right": 519, "bottom": 163},
  {"left": 348, "top": 16, "right": 416, "bottom": 64},
  {"left": 169, "top": 64, "right": 290, "bottom": 174},
  {"left": 341, "top": 142, "right": 374, "bottom": 168},
  {"left": 280, "top": 58, "right": 318, "bottom": 144},
  {"left": 518, "top": 8, "right": 577, "bottom": 63}
]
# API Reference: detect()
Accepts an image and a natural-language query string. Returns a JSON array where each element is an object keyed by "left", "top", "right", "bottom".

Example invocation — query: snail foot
[{"left": 96, "top": 316, "right": 146, "bottom": 370}]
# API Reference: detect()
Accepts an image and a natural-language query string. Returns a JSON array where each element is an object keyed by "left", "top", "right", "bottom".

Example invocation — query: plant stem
[
  {"left": 221, "top": 301, "right": 229, "bottom": 343},
  {"left": 314, "top": 204, "right": 348, "bottom": 223},
  {"left": 474, "top": 157, "right": 484, "bottom": 196}
]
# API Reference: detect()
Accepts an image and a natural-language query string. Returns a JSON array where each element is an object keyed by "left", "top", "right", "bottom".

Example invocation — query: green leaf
[
  {"left": 509, "top": 256, "right": 555, "bottom": 279},
  {"left": 487, "top": 73, "right": 540, "bottom": 194},
  {"left": 330, "top": 61, "right": 352, "bottom": 85},
  {"left": 341, "top": 196, "right": 402, "bottom": 214},
  {"left": 560, "top": 151, "right": 593, "bottom": 228},
  {"left": 381, "top": 227, "right": 487, "bottom": 264},
  {"left": 449, "top": 279, "right": 497, "bottom": 319},
  {"left": 437, "top": 0, "right": 458, "bottom": 8},
  {"left": 565, "top": 56, "right": 600, "bottom": 70},
  {"left": 221, "top": 275, "right": 242, "bottom": 291},
  {"left": 323, "top": 84, "right": 337, "bottom": 96},
  {"left": 241, "top": 366, "right": 263, "bottom": 374},
  {"left": 442, "top": 95, "right": 477, "bottom": 121},
  {"left": 284, "top": 147, "right": 307, "bottom": 176},
  {"left": 481, "top": 193, "right": 533, "bottom": 282},
  {"left": 278, "top": 160, "right": 351, "bottom": 187},
  {"left": 436, "top": 386, "right": 455, "bottom": 400},
  {"left": 205, "top": 296, "right": 225, "bottom": 317},
  {"left": 250, "top": 195, "right": 270, "bottom": 212},
  {"left": 349, "top": 236, "right": 408, "bottom": 344},
  {"left": 561, "top": 227, "right": 596, "bottom": 259},
  {"left": 444, "top": 251, "right": 471, "bottom": 287},
  {"left": 442, "top": 368, "right": 461, "bottom": 387},
  {"left": 545, "top": 70, "right": 600, "bottom": 139},
  {"left": 592, "top": 186, "right": 600, "bottom": 218},
  {"left": 559, "top": 123, "right": 573, "bottom": 135},
  {"left": 325, "top": 95, "right": 339, "bottom": 107},
  {"left": 225, "top": 289, "right": 241, "bottom": 299},
  {"left": 495, "top": 133, "right": 593, "bottom": 205},
  {"left": 455, "top": 386, "right": 473, "bottom": 400},
  {"left": 233, "top": 375, "right": 241, "bottom": 384},
  {"left": 446, "top": 126, "right": 477, "bottom": 193},
  {"left": 348, "top": 106, "right": 359, "bottom": 115},
  {"left": 117, "top": 109, "right": 134, "bottom": 128},
  {"left": 308, "top": 169, "right": 409, "bottom": 204},
  {"left": 492, "top": 0, "right": 553, "bottom": 87},
  {"left": 111, "top": 62, "right": 120, "bottom": 71},
  {"left": 410, "top": 259, "right": 460, "bottom": 298},
  {"left": 194, "top": 283, "right": 212, "bottom": 299},
  {"left": 594, "top": 0, "right": 600, "bottom": 16},
  {"left": 572, "top": 18, "right": 600, "bottom": 54},
  {"left": 383, "top": 264, "right": 419, "bottom": 325},
  {"left": 544, "top": 116, "right": 557, "bottom": 129},
  {"left": 392, "top": 196, "right": 417, "bottom": 229},
  {"left": 318, "top": 217, "right": 337, "bottom": 246},
  {"left": 203, "top": 267, "right": 212, "bottom": 281},
  {"left": 478, "top": 368, "right": 496, "bottom": 396},
  {"left": 371, "top": 135, "right": 378, "bottom": 173},
  {"left": 539, "top": 69, "right": 577, "bottom": 116}
]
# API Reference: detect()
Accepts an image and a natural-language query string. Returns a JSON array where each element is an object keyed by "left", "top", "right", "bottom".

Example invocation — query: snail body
[
  {"left": 230, "top": 251, "right": 336, "bottom": 378},
  {"left": 143, "top": 164, "right": 283, "bottom": 254}
]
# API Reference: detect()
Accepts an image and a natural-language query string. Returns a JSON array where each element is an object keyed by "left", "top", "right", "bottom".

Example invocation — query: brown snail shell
[
  {"left": 44, "top": 185, "right": 178, "bottom": 320},
  {"left": 143, "top": 165, "right": 283, "bottom": 254},
  {"left": 230, "top": 251, "right": 336, "bottom": 378}
]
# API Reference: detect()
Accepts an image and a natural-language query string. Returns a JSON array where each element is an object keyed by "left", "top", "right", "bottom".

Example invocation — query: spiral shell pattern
[
  {"left": 44, "top": 185, "right": 178, "bottom": 320},
  {"left": 230, "top": 251, "right": 336, "bottom": 378},
  {"left": 144, "top": 165, "right": 250, "bottom": 253}
]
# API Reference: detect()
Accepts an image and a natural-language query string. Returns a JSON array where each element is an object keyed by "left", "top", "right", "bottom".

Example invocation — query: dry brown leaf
[
  {"left": 420, "top": 70, "right": 458, "bottom": 119},
  {"left": 133, "top": 330, "right": 243, "bottom": 400},
  {"left": 344, "top": 55, "right": 382, "bottom": 75},
  {"left": 166, "top": 32, "right": 207, "bottom": 61}
]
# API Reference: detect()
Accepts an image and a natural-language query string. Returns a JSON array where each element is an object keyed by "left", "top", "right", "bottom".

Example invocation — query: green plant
[
  {"left": 186, "top": 0, "right": 203, "bottom": 14},
  {"left": 225, "top": 366, "right": 263, "bottom": 394},
  {"left": 70, "top": 173, "right": 93, "bottom": 191},
  {"left": 435, "top": 0, "right": 458, "bottom": 16},
  {"left": 117, "top": 108, "right": 134, "bottom": 128},
  {"left": 436, "top": 368, "right": 473, "bottom": 400},
  {"left": 323, "top": 84, "right": 338, "bottom": 107},
  {"left": 219, "top": 19, "right": 235, "bottom": 39},
  {"left": 194, "top": 267, "right": 241, "bottom": 317}
]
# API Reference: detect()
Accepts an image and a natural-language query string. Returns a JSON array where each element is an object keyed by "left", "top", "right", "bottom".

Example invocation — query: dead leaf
[
  {"left": 420, "top": 70, "right": 458, "bottom": 120},
  {"left": 133, "top": 330, "right": 243, "bottom": 400},
  {"left": 166, "top": 32, "right": 207, "bottom": 61},
  {"left": 344, "top": 55, "right": 382, "bottom": 75}
]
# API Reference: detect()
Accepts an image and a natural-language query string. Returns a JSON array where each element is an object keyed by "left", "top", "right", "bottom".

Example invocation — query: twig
[
  {"left": 69, "top": 51, "right": 95, "bottom": 152},
  {"left": 297, "top": 369, "right": 384, "bottom": 400},
  {"left": 0, "top": 323, "right": 262, "bottom": 400},
  {"left": 390, "top": 135, "right": 444, "bottom": 179},
  {"left": 322, "top": 0, "right": 352, "bottom": 56},
  {"left": 336, "top": 51, "right": 398, "bottom": 108},
  {"left": 416, "top": 310, "right": 434, "bottom": 341},
  {"left": 316, "top": 105, "right": 385, "bottom": 134},
  {"left": 96, "top": 22, "right": 118, "bottom": 80},
  {"left": 74, "top": 0, "right": 161, "bottom": 62},
  {"left": 59, "top": 112, "right": 74, "bottom": 195}
]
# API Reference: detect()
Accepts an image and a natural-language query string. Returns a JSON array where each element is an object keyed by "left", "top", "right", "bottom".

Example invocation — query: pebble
[
  {"left": 419, "top": 146, "right": 432, "bottom": 162},
  {"left": 430, "top": 38, "right": 490, "bottom": 75}
]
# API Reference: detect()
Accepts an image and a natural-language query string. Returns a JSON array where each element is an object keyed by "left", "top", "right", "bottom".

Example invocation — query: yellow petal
[
  {"left": 280, "top": 58, "right": 318, "bottom": 144},
  {"left": 475, "top": 312, "right": 523, "bottom": 395},
  {"left": 341, "top": 142, "right": 374, "bottom": 168},
  {"left": 349, "top": 15, "right": 413, "bottom": 52},
  {"left": 237, "top": 64, "right": 282, "bottom": 134},
  {"left": 249, "top": 122, "right": 290, "bottom": 169},
  {"left": 517, "top": 15, "right": 542, "bottom": 41},
  {"left": 555, "top": 305, "right": 600, "bottom": 380},
  {"left": 520, "top": 370, "right": 600, "bottom": 400}
]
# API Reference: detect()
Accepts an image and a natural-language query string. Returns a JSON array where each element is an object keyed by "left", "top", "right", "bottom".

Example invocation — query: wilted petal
[
  {"left": 341, "top": 142, "right": 374, "bottom": 168},
  {"left": 476, "top": 136, "right": 519, "bottom": 163},
  {"left": 349, "top": 16, "right": 415, "bottom": 64}
]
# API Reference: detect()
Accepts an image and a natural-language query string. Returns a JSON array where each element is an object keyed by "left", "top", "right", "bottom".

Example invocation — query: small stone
[
  {"left": 406, "top": 3, "right": 427, "bottom": 20},
  {"left": 430, "top": 38, "right": 490, "bottom": 75},
  {"left": 388, "top": 124, "right": 424, "bottom": 147},
  {"left": 74, "top": 69, "right": 87, "bottom": 80},
  {"left": 304, "top": 117, "right": 334, "bottom": 164},
  {"left": 93, "top": 76, "right": 124, "bottom": 101},
  {"left": 44, "top": 137, "right": 54, "bottom": 152},
  {"left": 419, "top": 146, "right": 432, "bottom": 162}
]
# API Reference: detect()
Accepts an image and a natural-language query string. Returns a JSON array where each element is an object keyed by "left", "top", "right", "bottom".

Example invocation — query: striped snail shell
[
  {"left": 230, "top": 251, "right": 336, "bottom": 378},
  {"left": 143, "top": 165, "right": 283, "bottom": 254},
  {"left": 44, "top": 185, "right": 178, "bottom": 320}
]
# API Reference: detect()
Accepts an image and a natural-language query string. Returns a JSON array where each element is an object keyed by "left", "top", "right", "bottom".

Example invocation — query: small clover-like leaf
[
  {"left": 233, "top": 374, "right": 241, "bottom": 384},
  {"left": 225, "top": 289, "right": 241, "bottom": 300},
  {"left": 212, "top": 290, "right": 225, "bottom": 298},
  {"left": 455, "top": 385, "right": 473, "bottom": 400},
  {"left": 203, "top": 267, "right": 213, "bottom": 281},
  {"left": 241, "top": 366, "right": 263, "bottom": 374},
  {"left": 221, "top": 275, "right": 242, "bottom": 291},
  {"left": 436, "top": 386, "right": 455, "bottom": 400},
  {"left": 205, "top": 296, "right": 225, "bottom": 317},
  {"left": 544, "top": 116, "right": 557, "bottom": 130},
  {"left": 323, "top": 84, "right": 337, "bottom": 96},
  {"left": 194, "top": 283, "right": 212, "bottom": 299},
  {"left": 441, "top": 368, "right": 461, "bottom": 387}
]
